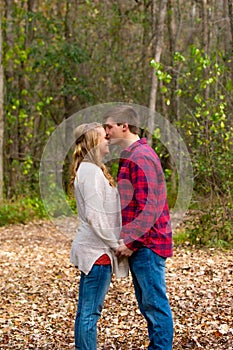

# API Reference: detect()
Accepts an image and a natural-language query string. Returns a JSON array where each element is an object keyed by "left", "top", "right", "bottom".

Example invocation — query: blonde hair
[{"left": 69, "top": 123, "right": 115, "bottom": 191}]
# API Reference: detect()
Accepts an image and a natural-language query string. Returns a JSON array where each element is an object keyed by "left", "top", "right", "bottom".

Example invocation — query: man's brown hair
[{"left": 103, "top": 105, "right": 140, "bottom": 135}]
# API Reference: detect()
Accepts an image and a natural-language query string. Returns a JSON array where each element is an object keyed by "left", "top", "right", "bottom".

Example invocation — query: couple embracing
[{"left": 70, "top": 105, "right": 173, "bottom": 350}]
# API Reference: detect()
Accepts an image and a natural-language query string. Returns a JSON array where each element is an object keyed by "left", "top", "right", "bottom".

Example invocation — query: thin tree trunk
[
  {"left": 0, "top": 0, "right": 4, "bottom": 201},
  {"left": 202, "top": 0, "right": 209, "bottom": 54},
  {"left": 167, "top": 0, "right": 178, "bottom": 194},
  {"left": 19, "top": 0, "right": 36, "bottom": 158},
  {"left": 228, "top": 0, "right": 233, "bottom": 82},
  {"left": 4, "top": 0, "right": 18, "bottom": 197},
  {"left": 228, "top": 0, "right": 233, "bottom": 45},
  {"left": 201, "top": 0, "right": 211, "bottom": 143},
  {"left": 167, "top": 0, "right": 177, "bottom": 121},
  {"left": 64, "top": 0, "right": 77, "bottom": 120},
  {"left": 148, "top": 0, "right": 168, "bottom": 143}
]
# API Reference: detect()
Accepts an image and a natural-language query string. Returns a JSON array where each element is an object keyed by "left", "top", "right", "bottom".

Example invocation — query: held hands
[{"left": 115, "top": 239, "right": 133, "bottom": 257}]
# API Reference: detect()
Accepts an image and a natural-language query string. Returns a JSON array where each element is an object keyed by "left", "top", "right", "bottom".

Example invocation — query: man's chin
[{"left": 109, "top": 138, "right": 121, "bottom": 145}]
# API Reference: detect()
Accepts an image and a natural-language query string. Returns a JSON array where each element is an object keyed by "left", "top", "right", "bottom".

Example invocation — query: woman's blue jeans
[
  {"left": 129, "top": 248, "right": 173, "bottom": 350},
  {"left": 75, "top": 264, "right": 112, "bottom": 350}
]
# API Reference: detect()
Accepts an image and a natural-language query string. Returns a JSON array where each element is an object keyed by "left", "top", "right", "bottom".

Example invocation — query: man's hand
[{"left": 115, "top": 239, "right": 133, "bottom": 257}]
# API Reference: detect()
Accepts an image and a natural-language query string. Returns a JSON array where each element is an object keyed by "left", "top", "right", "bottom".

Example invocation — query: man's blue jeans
[
  {"left": 129, "top": 248, "right": 173, "bottom": 350},
  {"left": 75, "top": 264, "right": 112, "bottom": 350}
]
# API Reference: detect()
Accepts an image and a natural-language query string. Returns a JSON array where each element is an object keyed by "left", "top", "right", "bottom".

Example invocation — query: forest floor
[{"left": 0, "top": 220, "right": 232, "bottom": 350}]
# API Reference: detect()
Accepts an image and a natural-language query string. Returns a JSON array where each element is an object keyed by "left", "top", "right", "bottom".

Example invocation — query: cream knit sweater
[{"left": 70, "top": 162, "right": 129, "bottom": 278}]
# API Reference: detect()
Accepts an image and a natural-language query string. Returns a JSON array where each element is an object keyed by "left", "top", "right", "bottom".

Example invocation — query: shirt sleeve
[
  {"left": 120, "top": 155, "right": 168, "bottom": 250},
  {"left": 79, "top": 166, "right": 120, "bottom": 250}
]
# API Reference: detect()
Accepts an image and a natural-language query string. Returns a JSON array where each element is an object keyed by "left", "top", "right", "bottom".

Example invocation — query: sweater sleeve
[{"left": 78, "top": 165, "right": 120, "bottom": 250}]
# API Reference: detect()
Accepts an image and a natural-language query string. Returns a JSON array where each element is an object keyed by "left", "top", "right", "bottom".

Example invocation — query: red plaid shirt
[{"left": 117, "top": 138, "right": 173, "bottom": 257}]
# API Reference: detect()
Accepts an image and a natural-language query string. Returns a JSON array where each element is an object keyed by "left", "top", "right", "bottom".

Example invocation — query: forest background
[{"left": 0, "top": 0, "right": 232, "bottom": 247}]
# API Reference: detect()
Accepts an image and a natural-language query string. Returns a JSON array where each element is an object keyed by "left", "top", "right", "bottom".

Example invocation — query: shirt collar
[{"left": 121, "top": 138, "right": 147, "bottom": 156}]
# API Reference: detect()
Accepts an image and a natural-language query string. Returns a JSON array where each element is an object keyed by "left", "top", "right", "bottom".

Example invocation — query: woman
[{"left": 70, "top": 122, "right": 128, "bottom": 350}]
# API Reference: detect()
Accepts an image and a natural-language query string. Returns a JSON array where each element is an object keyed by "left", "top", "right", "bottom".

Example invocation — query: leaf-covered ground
[{"left": 0, "top": 220, "right": 232, "bottom": 349}]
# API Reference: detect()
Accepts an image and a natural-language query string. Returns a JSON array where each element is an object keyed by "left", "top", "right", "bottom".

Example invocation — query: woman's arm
[{"left": 78, "top": 165, "right": 120, "bottom": 250}]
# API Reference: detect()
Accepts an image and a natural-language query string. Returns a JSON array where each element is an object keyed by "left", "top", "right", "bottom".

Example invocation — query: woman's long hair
[{"left": 69, "top": 123, "right": 115, "bottom": 192}]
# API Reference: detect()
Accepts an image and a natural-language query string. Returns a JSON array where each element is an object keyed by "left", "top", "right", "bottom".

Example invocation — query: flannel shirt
[{"left": 117, "top": 138, "right": 173, "bottom": 258}]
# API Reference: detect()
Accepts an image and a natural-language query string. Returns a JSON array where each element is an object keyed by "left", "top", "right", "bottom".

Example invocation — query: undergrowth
[
  {"left": 1, "top": 195, "right": 232, "bottom": 249},
  {"left": 173, "top": 196, "right": 233, "bottom": 249},
  {"left": 0, "top": 196, "right": 77, "bottom": 226}
]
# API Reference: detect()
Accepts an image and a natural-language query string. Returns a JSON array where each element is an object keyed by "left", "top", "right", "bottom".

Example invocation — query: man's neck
[{"left": 121, "top": 135, "right": 140, "bottom": 149}]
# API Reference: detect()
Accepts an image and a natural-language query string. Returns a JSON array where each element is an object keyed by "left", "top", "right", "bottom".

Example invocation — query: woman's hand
[{"left": 115, "top": 239, "right": 133, "bottom": 257}]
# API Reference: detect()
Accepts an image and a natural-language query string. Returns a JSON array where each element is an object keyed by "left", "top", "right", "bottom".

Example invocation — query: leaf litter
[{"left": 0, "top": 221, "right": 232, "bottom": 349}]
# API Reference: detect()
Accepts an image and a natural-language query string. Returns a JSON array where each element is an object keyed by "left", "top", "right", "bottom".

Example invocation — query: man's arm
[{"left": 118, "top": 154, "right": 170, "bottom": 251}]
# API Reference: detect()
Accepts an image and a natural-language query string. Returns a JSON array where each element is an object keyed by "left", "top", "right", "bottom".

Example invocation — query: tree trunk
[
  {"left": 166, "top": 0, "right": 178, "bottom": 194},
  {"left": 202, "top": 0, "right": 209, "bottom": 54},
  {"left": 0, "top": 0, "right": 4, "bottom": 201},
  {"left": 148, "top": 0, "right": 168, "bottom": 143},
  {"left": 4, "top": 0, "right": 19, "bottom": 197},
  {"left": 228, "top": 0, "right": 233, "bottom": 81},
  {"left": 167, "top": 0, "right": 178, "bottom": 121},
  {"left": 228, "top": 0, "right": 233, "bottom": 45},
  {"left": 19, "top": 0, "right": 36, "bottom": 158}
]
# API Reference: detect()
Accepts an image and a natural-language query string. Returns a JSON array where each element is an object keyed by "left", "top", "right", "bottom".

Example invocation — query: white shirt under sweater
[{"left": 70, "top": 162, "right": 129, "bottom": 278}]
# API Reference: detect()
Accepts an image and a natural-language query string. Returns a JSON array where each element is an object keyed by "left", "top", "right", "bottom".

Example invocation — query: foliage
[
  {"left": 0, "top": 197, "right": 48, "bottom": 226},
  {"left": 3, "top": 4, "right": 92, "bottom": 197},
  {"left": 1, "top": 1, "right": 233, "bottom": 246},
  {"left": 0, "top": 195, "right": 78, "bottom": 226},
  {"left": 174, "top": 197, "right": 233, "bottom": 248},
  {"left": 151, "top": 46, "right": 233, "bottom": 197}
]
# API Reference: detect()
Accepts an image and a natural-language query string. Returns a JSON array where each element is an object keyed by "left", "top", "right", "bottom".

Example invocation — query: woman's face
[{"left": 97, "top": 127, "right": 110, "bottom": 159}]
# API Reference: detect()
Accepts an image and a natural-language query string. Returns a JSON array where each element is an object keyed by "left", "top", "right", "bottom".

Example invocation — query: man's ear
[{"left": 122, "top": 123, "right": 128, "bottom": 131}]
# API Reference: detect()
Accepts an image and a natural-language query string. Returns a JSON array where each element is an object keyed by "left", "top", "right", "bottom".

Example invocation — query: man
[{"left": 103, "top": 105, "right": 173, "bottom": 350}]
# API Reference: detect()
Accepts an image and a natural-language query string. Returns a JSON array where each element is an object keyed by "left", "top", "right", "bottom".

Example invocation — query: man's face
[{"left": 104, "top": 118, "right": 124, "bottom": 145}]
